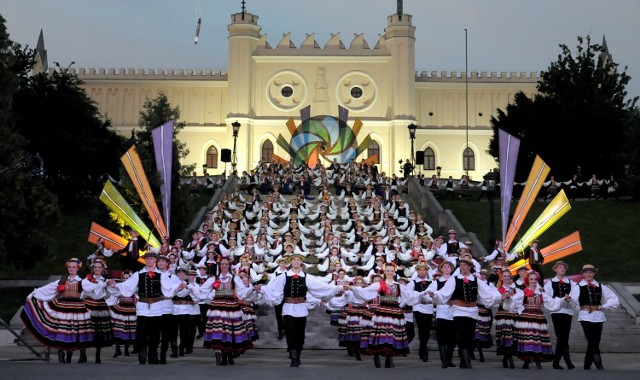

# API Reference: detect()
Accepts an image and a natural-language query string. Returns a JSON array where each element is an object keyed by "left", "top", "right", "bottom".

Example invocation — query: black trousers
[
  {"left": 283, "top": 315, "right": 307, "bottom": 352},
  {"left": 275, "top": 302, "right": 285, "bottom": 334},
  {"left": 160, "top": 314, "right": 178, "bottom": 353},
  {"left": 405, "top": 321, "right": 415, "bottom": 344},
  {"left": 176, "top": 314, "right": 197, "bottom": 350},
  {"left": 198, "top": 304, "right": 208, "bottom": 336},
  {"left": 137, "top": 316, "right": 161, "bottom": 354},
  {"left": 580, "top": 321, "right": 603, "bottom": 356},
  {"left": 453, "top": 316, "right": 476, "bottom": 350},
  {"left": 414, "top": 312, "right": 433, "bottom": 355},
  {"left": 531, "top": 263, "right": 544, "bottom": 283},
  {"left": 436, "top": 318, "right": 457, "bottom": 346},
  {"left": 551, "top": 313, "right": 573, "bottom": 359}
]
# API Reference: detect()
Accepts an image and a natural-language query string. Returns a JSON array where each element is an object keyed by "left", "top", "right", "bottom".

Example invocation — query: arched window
[
  {"left": 368, "top": 141, "right": 380, "bottom": 164},
  {"left": 206, "top": 146, "right": 218, "bottom": 169},
  {"left": 261, "top": 140, "right": 274, "bottom": 163},
  {"left": 463, "top": 147, "right": 475, "bottom": 171},
  {"left": 423, "top": 147, "right": 435, "bottom": 170}
]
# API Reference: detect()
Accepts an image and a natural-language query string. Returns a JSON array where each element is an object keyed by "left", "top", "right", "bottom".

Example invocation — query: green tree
[
  {"left": 12, "top": 64, "right": 125, "bottom": 204},
  {"left": 0, "top": 14, "right": 60, "bottom": 270},
  {"left": 120, "top": 92, "right": 194, "bottom": 240},
  {"left": 488, "top": 36, "right": 638, "bottom": 182}
]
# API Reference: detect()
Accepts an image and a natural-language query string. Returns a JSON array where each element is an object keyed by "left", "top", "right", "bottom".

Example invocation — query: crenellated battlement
[
  {"left": 415, "top": 70, "right": 540, "bottom": 83},
  {"left": 49, "top": 67, "right": 228, "bottom": 80},
  {"left": 253, "top": 32, "right": 389, "bottom": 56}
]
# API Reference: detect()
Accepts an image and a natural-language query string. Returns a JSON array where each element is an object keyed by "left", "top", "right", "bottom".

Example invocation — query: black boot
[
  {"left": 78, "top": 349, "right": 87, "bottom": 363},
  {"left": 373, "top": 354, "right": 381, "bottom": 368},
  {"left": 460, "top": 349, "right": 472, "bottom": 369},
  {"left": 114, "top": 345, "right": 122, "bottom": 358},
  {"left": 507, "top": 355, "right": 515, "bottom": 369},
  {"left": 227, "top": 352, "right": 235, "bottom": 366},
  {"left": 296, "top": 349, "right": 302, "bottom": 366},
  {"left": 131, "top": 344, "right": 138, "bottom": 354},
  {"left": 563, "top": 348, "right": 575, "bottom": 369},
  {"left": 592, "top": 353, "right": 603, "bottom": 370},
  {"left": 95, "top": 347, "right": 101, "bottom": 364},
  {"left": 289, "top": 350, "right": 299, "bottom": 367},
  {"left": 215, "top": 352, "right": 222, "bottom": 366},
  {"left": 385, "top": 355, "right": 394, "bottom": 368},
  {"left": 160, "top": 342, "right": 168, "bottom": 364},
  {"left": 446, "top": 345, "right": 456, "bottom": 367},
  {"left": 124, "top": 345, "right": 130, "bottom": 356},
  {"left": 439, "top": 345, "right": 448, "bottom": 368},
  {"left": 535, "top": 360, "right": 542, "bottom": 370},
  {"left": 179, "top": 347, "right": 185, "bottom": 357},
  {"left": 346, "top": 344, "right": 354, "bottom": 357},
  {"left": 522, "top": 359, "right": 531, "bottom": 369},
  {"left": 170, "top": 342, "right": 178, "bottom": 358},
  {"left": 502, "top": 355, "right": 509, "bottom": 369},
  {"left": 353, "top": 344, "right": 361, "bottom": 361},
  {"left": 65, "top": 351, "right": 73, "bottom": 363},
  {"left": 148, "top": 350, "right": 159, "bottom": 365},
  {"left": 220, "top": 352, "right": 228, "bottom": 366},
  {"left": 584, "top": 350, "right": 593, "bottom": 370},
  {"left": 57, "top": 350, "right": 65, "bottom": 363},
  {"left": 138, "top": 348, "right": 147, "bottom": 365},
  {"left": 477, "top": 347, "right": 484, "bottom": 363}
]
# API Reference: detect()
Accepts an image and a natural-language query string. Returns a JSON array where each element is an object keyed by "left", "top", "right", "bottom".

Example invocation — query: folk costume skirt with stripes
[
  {"left": 84, "top": 297, "right": 113, "bottom": 347},
  {"left": 494, "top": 306, "right": 518, "bottom": 355},
  {"left": 203, "top": 295, "right": 253, "bottom": 353},
  {"left": 515, "top": 304, "right": 554, "bottom": 362},
  {"left": 362, "top": 299, "right": 409, "bottom": 356},
  {"left": 338, "top": 305, "right": 368, "bottom": 347},
  {"left": 20, "top": 295, "right": 94, "bottom": 350},
  {"left": 474, "top": 304, "right": 494, "bottom": 348},
  {"left": 109, "top": 296, "right": 137, "bottom": 344}
]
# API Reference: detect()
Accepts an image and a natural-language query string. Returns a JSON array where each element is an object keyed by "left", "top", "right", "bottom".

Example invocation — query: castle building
[{"left": 35, "top": 4, "right": 539, "bottom": 179}]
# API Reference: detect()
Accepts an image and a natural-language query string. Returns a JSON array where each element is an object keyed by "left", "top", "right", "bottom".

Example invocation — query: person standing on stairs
[{"left": 544, "top": 261, "right": 577, "bottom": 370}]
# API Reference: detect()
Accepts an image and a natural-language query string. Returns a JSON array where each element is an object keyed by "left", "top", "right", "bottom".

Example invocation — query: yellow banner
[{"left": 510, "top": 189, "right": 571, "bottom": 254}]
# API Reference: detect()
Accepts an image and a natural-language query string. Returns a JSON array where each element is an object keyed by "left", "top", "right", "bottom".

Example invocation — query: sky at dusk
[{"left": 3, "top": 0, "right": 639, "bottom": 99}]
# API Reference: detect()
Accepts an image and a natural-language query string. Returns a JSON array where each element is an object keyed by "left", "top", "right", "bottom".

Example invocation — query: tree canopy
[{"left": 488, "top": 36, "right": 639, "bottom": 183}]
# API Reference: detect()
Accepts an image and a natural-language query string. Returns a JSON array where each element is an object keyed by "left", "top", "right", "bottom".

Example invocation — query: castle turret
[
  {"left": 384, "top": 8, "right": 415, "bottom": 119},
  {"left": 227, "top": 11, "right": 261, "bottom": 117},
  {"left": 33, "top": 29, "right": 48, "bottom": 74}
]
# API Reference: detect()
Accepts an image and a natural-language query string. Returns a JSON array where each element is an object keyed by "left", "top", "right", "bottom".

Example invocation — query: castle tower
[
  {"left": 384, "top": 6, "right": 416, "bottom": 120},
  {"left": 227, "top": 11, "right": 261, "bottom": 117}
]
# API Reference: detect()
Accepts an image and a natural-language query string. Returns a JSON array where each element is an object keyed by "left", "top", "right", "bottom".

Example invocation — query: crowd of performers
[{"left": 21, "top": 160, "right": 620, "bottom": 369}]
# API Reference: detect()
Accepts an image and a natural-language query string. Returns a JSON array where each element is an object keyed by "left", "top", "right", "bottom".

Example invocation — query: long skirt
[
  {"left": 338, "top": 306, "right": 368, "bottom": 347},
  {"left": 20, "top": 296, "right": 94, "bottom": 350},
  {"left": 474, "top": 304, "right": 493, "bottom": 348},
  {"left": 494, "top": 308, "right": 517, "bottom": 355},
  {"left": 84, "top": 297, "right": 113, "bottom": 347},
  {"left": 241, "top": 304, "right": 259, "bottom": 342},
  {"left": 362, "top": 302, "right": 409, "bottom": 357},
  {"left": 203, "top": 296, "right": 253, "bottom": 353},
  {"left": 109, "top": 297, "right": 137, "bottom": 344},
  {"left": 515, "top": 306, "right": 554, "bottom": 362}
]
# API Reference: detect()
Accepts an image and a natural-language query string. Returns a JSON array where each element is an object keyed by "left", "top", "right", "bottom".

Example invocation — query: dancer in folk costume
[
  {"left": 544, "top": 261, "right": 577, "bottom": 369},
  {"left": 514, "top": 270, "right": 563, "bottom": 369},
  {"left": 109, "top": 270, "right": 136, "bottom": 358},
  {"left": 409, "top": 261, "right": 434, "bottom": 362},
  {"left": 428, "top": 261, "right": 458, "bottom": 368},
  {"left": 252, "top": 253, "right": 342, "bottom": 367},
  {"left": 198, "top": 256, "right": 254, "bottom": 365},
  {"left": 494, "top": 268, "right": 521, "bottom": 369},
  {"left": 81, "top": 259, "right": 113, "bottom": 363},
  {"left": 335, "top": 276, "right": 369, "bottom": 361},
  {"left": 21, "top": 258, "right": 94, "bottom": 363},
  {"left": 569, "top": 264, "right": 620, "bottom": 370},
  {"left": 237, "top": 271, "right": 260, "bottom": 343},
  {"left": 345, "top": 262, "right": 417, "bottom": 368},
  {"left": 472, "top": 269, "right": 495, "bottom": 362}
]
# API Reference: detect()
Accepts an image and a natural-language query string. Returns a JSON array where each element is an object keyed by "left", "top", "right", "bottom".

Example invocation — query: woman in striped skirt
[
  {"left": 20, "top": 258, "right": 94, "bottom": 363},
  {"left": 108, "top": 270, "right": 136, "bottom": 358},
  {"left": 198, "top": 257, "right": 254, "bottom": 365},
  {"left": 346, "top": 263, "right": 416, "bottom": 368},
  {"left": 331, "top": 276, "right": 368, "bottom": 361},
  {"left": 514, "top": 270, "right": 563, "bottom": 369},
  {"left": 494, "top": 268, "right": 522, "bottom": 369},
  {"left": 81, "top": 259, "right": 113, "bottom": 363},
  {"left": 473, "top": 269, "right": 495, "bottom": 362}
]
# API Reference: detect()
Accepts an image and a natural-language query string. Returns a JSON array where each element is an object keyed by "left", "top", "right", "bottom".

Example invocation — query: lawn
[{"left": 440, "top": 196, "right": 640, "bottom": 282}]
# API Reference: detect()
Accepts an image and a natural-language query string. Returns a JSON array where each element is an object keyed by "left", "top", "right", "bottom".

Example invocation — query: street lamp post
[
  {"left": 231, "top": 121, "right": 241, "bottom": 176},
  {"left": 408, "top": 124, "right": 417, "bottom": 176},
  {"left": 484, "top": 170, "right": 499, "bottom": 249},
  {"left": 202, "top": 164, "right": 207, "bottom": 175}
]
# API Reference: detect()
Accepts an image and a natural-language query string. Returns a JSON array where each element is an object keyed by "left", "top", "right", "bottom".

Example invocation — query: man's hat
[
  {"left": 580, "top": 264, "right": 598, "bottom": 273},
  {"left": 552, "top": 261, "right": 569, "bottom": 271},
  {"left": 143, "top": 252, "right": 158, "bottom": 259}
]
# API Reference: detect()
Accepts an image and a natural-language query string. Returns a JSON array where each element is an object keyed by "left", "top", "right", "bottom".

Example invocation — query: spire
[
  {"left": 241, "top": 0, "right": 246, "bottom": 19},
  {"left": 34, "top": 29, "right": 48, "bottom": 74},
  {"left": 598, "top": 34, "right": 613, "bottom": 69},
  {"left": 397, "top": 0, "right": 403, "bottom": 20}
]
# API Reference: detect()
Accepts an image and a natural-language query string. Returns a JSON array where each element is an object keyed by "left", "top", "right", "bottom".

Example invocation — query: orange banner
[
  {"left": 363, "top": 154, "right": 378, "bottom": 166},
  {"left": 88, "top": 222, "right": 128, "bottom": 251},
  {"left": 121, "top": 146, "right": 168, "bottom": 239},
  {"left": 509, "top": 231, "right": 582, "bottom": 274},
  {"left": 504, "top": 155, "right": 550, "bottom": 251},
  {"left": 271, "top": 154, "right": 288, "bottom": 165}
]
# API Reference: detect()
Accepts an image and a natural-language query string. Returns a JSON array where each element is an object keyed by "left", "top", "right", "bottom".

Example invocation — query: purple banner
[
  {"left": 499, "top": 129, "right": 521, "bottom": 242},
  {"left": 152, "top": 120, "right": 174, "bottom": 234}
]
